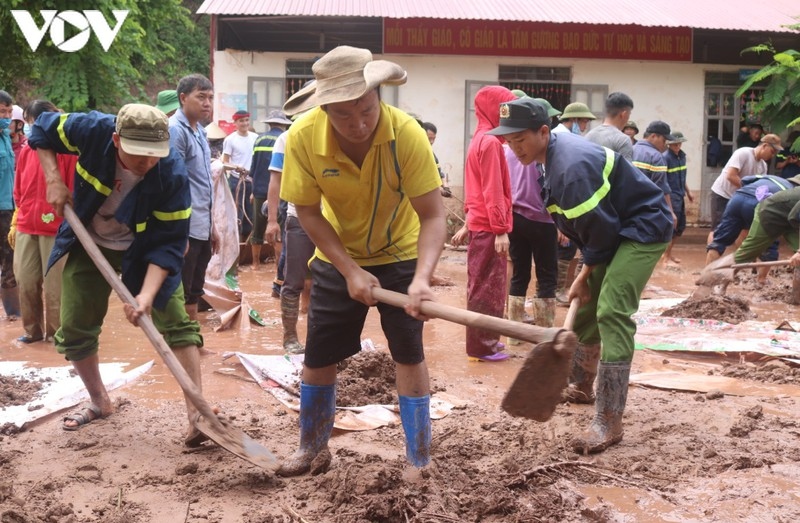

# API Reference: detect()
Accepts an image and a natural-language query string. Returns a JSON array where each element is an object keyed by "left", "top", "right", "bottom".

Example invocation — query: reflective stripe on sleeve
[{"left": 547, "top": 147, "right": 614, "bottom": 219}]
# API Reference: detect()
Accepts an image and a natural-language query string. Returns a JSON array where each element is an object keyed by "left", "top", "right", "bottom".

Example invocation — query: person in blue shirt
[
  {"left": 488, "top": 98, "right": 672, "bottom": 454},
  {"left": 29, "top": 104, "right": 207, "bottom": 446},
  {"left": 0, "top": 90, "right": 20, "bottom": 319},
  {"left": 169, "top": 74, "right": 218, "bottom": 321}
]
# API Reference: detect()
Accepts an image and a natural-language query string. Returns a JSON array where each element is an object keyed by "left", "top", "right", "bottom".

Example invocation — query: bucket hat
[
  {"left": 155, "top": 90, "right": 179, "bottom": 115},
  {"left": 667, "top": 131, "right": 687, "bottom": 144},
  {"left": 623, "top": 121, "right": 639, "bottom": 133},
  {"left": 263, "top": 110, "right": 293, "bottom": 126},
  {"left": 283, "top": 46, "right": 407, "bottom": 115}
]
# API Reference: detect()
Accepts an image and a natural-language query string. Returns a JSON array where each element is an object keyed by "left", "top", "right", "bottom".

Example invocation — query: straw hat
[
  {"left": 283, "top": 46, "right": 407, "bottom": 115},
  {"left": 205, "top": 121, "right": 228, "bottom": 140}
]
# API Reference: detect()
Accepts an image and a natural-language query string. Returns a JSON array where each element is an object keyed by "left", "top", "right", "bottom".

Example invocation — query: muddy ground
[{"left": 1, "top": 228, "right": 800, "bottom": 522}]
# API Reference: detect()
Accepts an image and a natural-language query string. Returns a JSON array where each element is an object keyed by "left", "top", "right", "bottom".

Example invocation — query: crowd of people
[{"left": 2, "top": 42, "right": 799, "bottom": 475}]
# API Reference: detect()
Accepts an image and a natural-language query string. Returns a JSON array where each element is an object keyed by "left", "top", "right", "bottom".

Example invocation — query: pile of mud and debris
[
  {"left": 716, "top": 359, "right": 800, "bottom": 385},
  {"left": 336, "top": 350, "right": 397, "bottom": 406},
  {"left": 0, "top": 374, "right": 47, "bottom": 408},
  {"left": 661, "top": 294, "right": 754, "bottom": 324}
]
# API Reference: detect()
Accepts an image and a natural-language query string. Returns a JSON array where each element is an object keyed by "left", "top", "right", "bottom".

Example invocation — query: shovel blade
[
  {"left": 501, "top": 334, "right": 576, "bottom": 421},
  {"left": 195, "top": 415, "right": 280, "bottom": 471}
]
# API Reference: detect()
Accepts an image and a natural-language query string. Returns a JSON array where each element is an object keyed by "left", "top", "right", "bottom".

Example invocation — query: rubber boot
[
  {"left": 571, "top": 361, "right": 631, "bottom": 454},
  {"left": 563, "top": 343, "right": 601, "bottom": 404},
  {"left": 1, "top": 286, "right": 21, "bottom": 319},
  {"left": 506, "top": 295, "right": 525, "bottom": 345},
  {"left": 281, "top": 294, "right": 304, "bottom": 354},
  {"left": 533, "top": 298, "right": 555, "bottom": 328},
  {"left": 277, "top": 382, "right": 336, "bottom": 477},
  {"left": 399, "top": 395, "right": 432, "bottom": 467},
  {"left": 556, "top": 259, "right": 570, "bottom": 306}
]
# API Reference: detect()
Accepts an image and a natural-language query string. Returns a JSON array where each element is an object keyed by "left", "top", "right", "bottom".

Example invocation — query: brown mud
[
  {"left": 661, "top": 294, "right": 755, "bottom": 324},
  {"left": 1, "top": 228, "right": 800, "bottom": 522}
]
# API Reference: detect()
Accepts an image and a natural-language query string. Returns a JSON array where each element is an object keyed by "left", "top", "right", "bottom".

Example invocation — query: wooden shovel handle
[
  {"left": 730, "top": 260, "right": 791, "bottom": 270},
  {"left": 563, "top": 298, "right": 580, "bottom": 330},
  {"left": 63, "top": 205, "right": 219, "bottom": 425},
  {"left": 371, "top": 287, "right": 562, "bottom": 344}
]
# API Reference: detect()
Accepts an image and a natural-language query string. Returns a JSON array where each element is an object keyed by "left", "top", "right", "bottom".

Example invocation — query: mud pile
[
  {"left": 661, "top": 295, "right": 754, "bottom": 324},
  {"left": 336, "top": 350, "right": 397, "bottom": 406},
  {"left": 0, "top": 375, "right": 47, "bottom": 407}
]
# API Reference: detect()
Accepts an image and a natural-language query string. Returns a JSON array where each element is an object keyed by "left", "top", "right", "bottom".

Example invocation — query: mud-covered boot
[
  {"left": 556, "top": 259, "right": 570, "bottom": 306},
  {"left": 1, "top": 286, "right": 20, "bottom": 319},
  {"left": 506, "top": 295, "right": 525, "bottom": 345},
  {"left": 571, "top": 362, "right": 630, "bottom": 454},
  {"left": 399, "top": 395, "right": 432, "bottom": 467},
  {"left": 563, "top": 343, "right": 601, "bottom": 404},
  {"left": 277, "top": 383, "right": 336, "bottom": 476},
  {"left": 533, "top": 298, "right": 555, "bottom": 328},
  {"left": 281, "top": 294, "right": 304, "bottom": 354}
]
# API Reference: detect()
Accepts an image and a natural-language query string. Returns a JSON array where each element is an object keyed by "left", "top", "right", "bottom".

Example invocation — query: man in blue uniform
[
  {"left": 29, "top": 104, "right": 206, "bottom": 446},
  {"left": 488, "top": 98, "right": 673, "bottom": 454}
]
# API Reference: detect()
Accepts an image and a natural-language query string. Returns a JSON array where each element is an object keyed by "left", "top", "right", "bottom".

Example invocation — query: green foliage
[
  {"left": 736, "top": 26, "right": 800, "bottom": 140},
  {"left": 0, "top": 0, "right": 209, "bottom": 112}
]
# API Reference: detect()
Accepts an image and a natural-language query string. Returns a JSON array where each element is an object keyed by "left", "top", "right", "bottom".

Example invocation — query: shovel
[
  {"left": 63, "top": 205, "right": 279, "bottom": 471},
  {"left": 692, "top": 253, "right": 792, "bottom": 300},
  {"left": 371, "top": 288, "right": 566, "bottom": 345},
  {"left": 370, "top": 288, "right": 578, "bottom": 421},
  {"left": 501, "top": 298, "right": 580, "bottom": 421}
]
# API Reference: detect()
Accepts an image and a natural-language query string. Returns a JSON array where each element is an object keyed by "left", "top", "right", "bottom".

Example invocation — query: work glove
[{"left": 7, "top": 208, "right": 17, "bottom": 250}]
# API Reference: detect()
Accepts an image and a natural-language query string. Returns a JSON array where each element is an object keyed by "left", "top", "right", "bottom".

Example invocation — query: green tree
[
  {"left": 0, "top": 0, "right": 209, "bottom": 112},
  {"left": 737, "top": 23, "right": 800, "bottom": 152}
]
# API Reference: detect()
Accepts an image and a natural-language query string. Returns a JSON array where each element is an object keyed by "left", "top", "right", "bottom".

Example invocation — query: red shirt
[
  {"left": 13, "top": 143, "right": 76, "bottom": 236},
  {"left": 464, "top": 86, "right": 516, "bottom": 234}
]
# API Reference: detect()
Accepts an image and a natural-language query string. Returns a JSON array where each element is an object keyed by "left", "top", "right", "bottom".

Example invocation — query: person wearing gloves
[{"left": 10, "top": 100, "right": 77, "bottom": 343}]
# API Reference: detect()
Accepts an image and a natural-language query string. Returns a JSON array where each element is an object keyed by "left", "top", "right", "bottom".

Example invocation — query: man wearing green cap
[
  {"left": 28, "top": 104, "right": 205, "bottom": 445},
  {"left": 552, "top": 102, "right": 596, "bottom": 135},
  {"left": 487, "top": 98, "right": 672, "bottom": 454}
]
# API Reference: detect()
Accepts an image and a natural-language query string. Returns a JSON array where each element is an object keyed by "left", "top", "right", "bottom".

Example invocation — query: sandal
[
  {"left": 184, "top": 429, "right": 209, "bottom": 448},
  {"left": 63, "top": 405, "right": 103, "bottom": 431}
]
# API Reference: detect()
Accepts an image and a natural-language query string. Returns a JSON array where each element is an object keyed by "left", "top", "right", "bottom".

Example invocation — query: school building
[{"left": 197, "top": 0, "right": 799, "bottom": 223}]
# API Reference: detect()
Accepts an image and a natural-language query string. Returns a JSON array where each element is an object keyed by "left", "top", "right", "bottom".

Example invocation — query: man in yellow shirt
[{"left": 278, "top": 46, "right": 446, "bottom": 476}]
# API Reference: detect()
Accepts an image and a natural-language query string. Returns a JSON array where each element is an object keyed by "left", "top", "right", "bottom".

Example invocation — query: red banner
[{"left": 383, "top": 19, "right": 692, "bottom": 62}]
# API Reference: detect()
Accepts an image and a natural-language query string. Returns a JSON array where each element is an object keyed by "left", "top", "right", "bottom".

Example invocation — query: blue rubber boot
[
  {"left": 399, "top": 395, "right": 431, "bottom": 468},
  {"left": 277, "top": 382, "right": 336, "bottom": 477}
]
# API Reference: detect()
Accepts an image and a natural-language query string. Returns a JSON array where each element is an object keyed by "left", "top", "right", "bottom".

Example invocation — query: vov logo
[{"left": 11, "top": 10, "right": 129, "bottom": 52}]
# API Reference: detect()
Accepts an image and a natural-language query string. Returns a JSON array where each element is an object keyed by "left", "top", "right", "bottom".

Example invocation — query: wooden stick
[{"left": 372, "top": 288, "right": 562, "bottom": 344}]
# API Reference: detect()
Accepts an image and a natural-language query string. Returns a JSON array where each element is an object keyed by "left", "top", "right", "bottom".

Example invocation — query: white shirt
[
  {"left": 222, "top": 131, "right": 258, "bottom": 171},
  {"left": 710, "top": 147, "right": 767, "bottom": 199}
]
